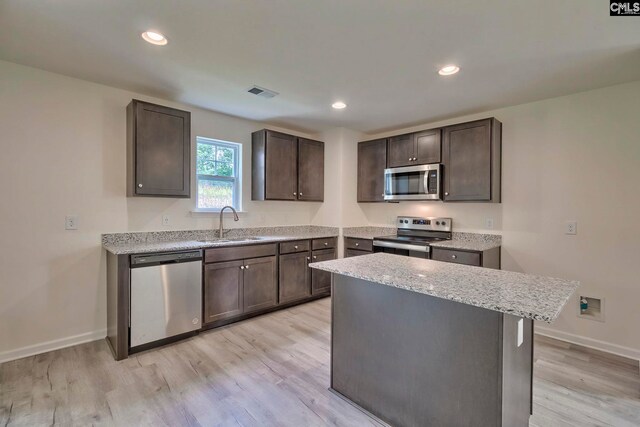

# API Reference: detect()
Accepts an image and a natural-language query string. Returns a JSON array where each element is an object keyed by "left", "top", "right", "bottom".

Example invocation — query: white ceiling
[{"left": 1, "top": 0, "right": 639, "bottom": 133}]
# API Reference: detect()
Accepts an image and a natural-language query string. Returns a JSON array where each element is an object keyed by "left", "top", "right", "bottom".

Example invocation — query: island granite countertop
[
  {"left": 309, "top": 253, "right": 579, "bottom": 322},
  {"left": 103, "top": 225, "right": 339, "bottom": 255}
]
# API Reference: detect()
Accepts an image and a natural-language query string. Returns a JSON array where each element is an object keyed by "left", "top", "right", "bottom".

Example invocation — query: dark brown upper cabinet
[
  {"left": 252, "top": 129, "right": 324, "bottom": 202},
  {"left": 414, "top": 129, "right": 442, "bottom": 164},
  {"left": 297, "top": 138, "right": 324, "bottom": 201},
  {"left": 387, "top": 129, "right": 441, "bottom": 168},
  {"left": 127, "top": 100, "right": 191, "bottom": 198},
  {"left": 442, "top": 118, "right": 501, "bottom": 203},
  {"left": 357, "top": 138, "right": 387, "bottom": 202}
]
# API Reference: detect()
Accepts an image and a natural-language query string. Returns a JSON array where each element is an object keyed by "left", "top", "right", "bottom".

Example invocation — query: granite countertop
[
  {"left": 103, "top": 226, "right": 339, "bottom": 255},
  {"left": 430, "top": 232, "right": 501, "bottom": 251},
  {"left": 309, "top": 253, "right": 579, "bottom": 323},
  {"left": 342, "top": 226, "right": 396, "bottom": 240},
  {"left": 342, "top": 227, "right": 502, "bottom": 251}
]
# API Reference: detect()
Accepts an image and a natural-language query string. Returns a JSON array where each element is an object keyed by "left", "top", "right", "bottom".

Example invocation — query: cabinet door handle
[
  {"left": 445, "top": 192, "right": 449, "bottom": 196},
  {"left": 451, "top": 255, "right": 457, "bottom": 259},
  {"left": 307, "top": 257, "right": 311, "bottom": 261},
  {"left": 299, "top": 192, "right": 303, "bottom": 196},
  {"left": 408, "top": 157, "right": 412, "bottom": 161},
  {"left": 138, "top": 183, "right": 143, "bottom": 188},
  {"left": 293, "top": 192, "right": 297, "bottom": 196},
  {"left": 313, "top": 256, "right": 317, "bottom": 260},
  {"left": 413, "top": 157, "right": 417, "bottom": 161},
  {"left": 240, "top": 266, "right": 245, "bottom": 270},
  {"left": 245, "top": 265, "right": 250, "bottom": 269}
]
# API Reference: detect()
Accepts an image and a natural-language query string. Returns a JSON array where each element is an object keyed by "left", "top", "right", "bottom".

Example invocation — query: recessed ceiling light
[
  {"left": 438, "top": 65, "right": 460, "bottom": 76},
  {"left": 332, "top": 101, "right": 347, "bottom": 109},
  {"left": 141, "top": 30, "right": 168, "bottom": 46}
]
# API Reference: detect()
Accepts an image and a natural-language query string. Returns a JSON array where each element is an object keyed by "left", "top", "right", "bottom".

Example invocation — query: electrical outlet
[
  {"left": 485, "top": 218, "right": 494, "bottom": 229},
  {"left": 565, "top": 221, "right": 577, "bottom": 235},
  {"left": 65, "top": 215, "right": 78, "bottom": 230},
  {"left": 162, "top": 215, "right": 170, "bottom": 226}
]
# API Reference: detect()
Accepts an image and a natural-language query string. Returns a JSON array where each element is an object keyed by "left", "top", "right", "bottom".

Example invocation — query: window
[{"left": 196, "top": 137, "right": 241, "bottom": 210}]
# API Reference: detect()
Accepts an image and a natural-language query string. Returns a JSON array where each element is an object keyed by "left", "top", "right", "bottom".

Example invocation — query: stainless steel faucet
[{"left": 219, "top": 206, "right": 239, "bottom": 238}]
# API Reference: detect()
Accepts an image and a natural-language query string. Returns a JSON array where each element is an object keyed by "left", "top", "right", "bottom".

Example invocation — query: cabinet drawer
[
  {"left": 431, "top": 248, "right": 481, "bottom": 266},
  {"left": 205, "top": 243, "right": 277, "bottom": 263},
  {"left": 280, "top": 240, "right": 310, "bottom": 254},
  {"left": 345, "top": 249, "right": 372, "bottom": 258},
  {"left": 344, "top": 237, "right": 373, "bottom": 252},
  {"left": 312, "top": 237, "right": 336, "bottom": 250}
]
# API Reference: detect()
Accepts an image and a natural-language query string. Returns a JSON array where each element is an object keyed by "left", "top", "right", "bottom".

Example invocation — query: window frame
[{"left": 195, "top": 136, "right": 242, "bottom": 212}]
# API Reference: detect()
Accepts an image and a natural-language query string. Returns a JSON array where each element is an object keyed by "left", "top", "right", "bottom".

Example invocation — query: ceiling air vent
[{"left": 247, "top": 85, "right": 279, "bottom": 99}]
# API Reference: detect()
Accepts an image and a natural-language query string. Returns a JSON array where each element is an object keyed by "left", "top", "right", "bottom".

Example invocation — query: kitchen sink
[{"left": 197, "top": 236, "right": 271, "bottom": 244}]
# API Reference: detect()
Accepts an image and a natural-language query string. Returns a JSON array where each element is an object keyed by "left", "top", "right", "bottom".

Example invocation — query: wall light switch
[
  {"left": 65, "top": 215, "right": 78, "bottom": 230},
  {"left": 485, "top": 218, "right": 494, "bottom": 229},
  {"left": 162, "top": 215, "right": 170, "bottom": 226},
  {"left": 565, "top": 221, "right": 577, "bottom": 235}
]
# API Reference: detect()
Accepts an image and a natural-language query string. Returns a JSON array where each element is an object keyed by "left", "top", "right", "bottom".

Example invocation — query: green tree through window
[{"left": 196, "top": 137, "right": 241, "bottom": 210}]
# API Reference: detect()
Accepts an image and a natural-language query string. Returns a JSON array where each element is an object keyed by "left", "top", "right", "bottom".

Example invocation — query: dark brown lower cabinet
[
  {"left": 311, "top": 249, "right": 335, "bottom": 295},
  {"left": 279, "top": 251, "right": 311, "bottom": 303},
  {"left": 204, "top": 260, "right": 244, "bottom": 323},
  {"left": 204, "top": 256, "right": 277, "bottom": 325},
  {"left": 243, "top": 256, "right": 277, "bottom": 313},
  {"left": 431, "top": 247, "right": 501, "bottom": 269},
  {"left": 345, "top": 249, "right": 372, "bottom": 258}
]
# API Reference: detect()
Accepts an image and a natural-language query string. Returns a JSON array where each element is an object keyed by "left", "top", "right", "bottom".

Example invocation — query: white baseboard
[
  {"left": 0, "top": 329, "right": 107, "bottom": 364},
  {"left": 535, "top": 326, "right": 640, "bottom": 362}
]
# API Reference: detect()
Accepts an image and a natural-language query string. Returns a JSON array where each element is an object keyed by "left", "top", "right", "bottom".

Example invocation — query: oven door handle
[{"left": 373, "top": 240, "right": 430, "bottom": 253}]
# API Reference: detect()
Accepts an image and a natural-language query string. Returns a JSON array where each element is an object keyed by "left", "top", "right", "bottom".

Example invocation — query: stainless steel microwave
[{"left": 384, "top": 164, "right": 441, "bottom": 201}]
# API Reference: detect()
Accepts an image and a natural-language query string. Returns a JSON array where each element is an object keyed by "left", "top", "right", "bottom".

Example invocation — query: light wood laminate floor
[{"left": 1, "top": 298, "right": 639, "bottom": 426}]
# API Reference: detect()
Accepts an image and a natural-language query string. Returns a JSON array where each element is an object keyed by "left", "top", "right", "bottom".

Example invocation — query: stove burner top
[{"left": 374, "top": 235, "right": 448, "bottom": 245}]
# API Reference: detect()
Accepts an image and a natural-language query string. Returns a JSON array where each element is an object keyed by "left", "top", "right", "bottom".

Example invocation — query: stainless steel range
[{"left": 373, "top": 216, "right": 452, "bottom": 259}]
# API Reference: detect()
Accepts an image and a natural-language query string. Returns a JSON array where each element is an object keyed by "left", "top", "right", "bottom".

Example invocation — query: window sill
[{"left": 190, "top": 209, "right": 247, "bottom": 217}]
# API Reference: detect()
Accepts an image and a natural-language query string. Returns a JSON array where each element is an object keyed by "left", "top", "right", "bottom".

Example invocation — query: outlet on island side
[
  {"left": 485, "top": 218, "right": 494, "bottom": 229},
  {"left": 162, "top": 215, "right": 170, "bottom": 226}
]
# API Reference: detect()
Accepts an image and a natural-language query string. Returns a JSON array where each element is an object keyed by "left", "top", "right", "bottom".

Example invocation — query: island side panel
[
  {"left": 501, "top": 314, "right": 533, "bottom": 425},
  {"left": 331, "top": 274, "right": 504, "bottom": 427}
]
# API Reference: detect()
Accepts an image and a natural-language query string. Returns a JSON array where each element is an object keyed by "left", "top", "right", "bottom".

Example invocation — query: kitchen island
[{"left": 309, "top": 253, "right": 579, "bottom": 427}]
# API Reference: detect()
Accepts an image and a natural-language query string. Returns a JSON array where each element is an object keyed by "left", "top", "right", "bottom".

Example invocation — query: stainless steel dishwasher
[{"left": 130, "top": 250, "right": 202, "bottom": 348}]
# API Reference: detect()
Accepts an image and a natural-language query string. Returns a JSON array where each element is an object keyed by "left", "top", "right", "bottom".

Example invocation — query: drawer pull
[
  {"left": 451, "top": 255, "right": 457, "bottom": 259},
  {"left": 355, "top": 243, "right": 359, "bottom": 247},
  {"left": 324, "top": 242, "right": 328, "bottom": 246},
  {"left": 294, "top": 245, "right": 298, "bottom": 249}
]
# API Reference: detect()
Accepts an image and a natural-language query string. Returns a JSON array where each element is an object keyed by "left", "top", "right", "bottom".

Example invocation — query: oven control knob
[{"left": 435, "top": 221, "right": 440, "bottom": 225}]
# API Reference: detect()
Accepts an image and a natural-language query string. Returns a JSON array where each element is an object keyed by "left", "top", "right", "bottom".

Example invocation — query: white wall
[
  {"left": 0, "top": 60, "right": 321, "bottom": 360},
  {"left": 1, "top": 59, "right": 638, "bottom": 362},
  {"left": 352, "top": 81, "right": 640, "bottom": 358}
]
